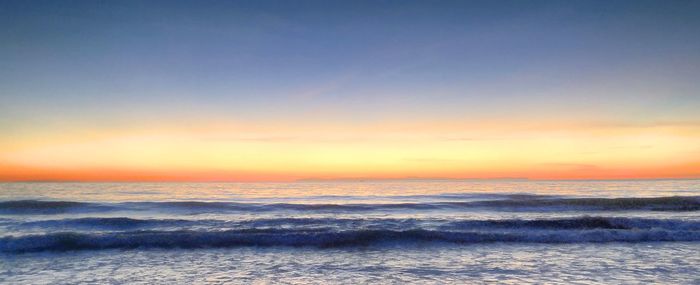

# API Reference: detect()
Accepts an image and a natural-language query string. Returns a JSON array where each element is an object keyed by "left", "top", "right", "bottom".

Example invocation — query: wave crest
[
  {"left": 1, "top": 196, "right": 698, "bottom": 215},
  {"left": 3, "top": 227, "right": 699, "bottom": 253},
  {"left": 9, "top": 216, "right": 700, "bottom": 231}
]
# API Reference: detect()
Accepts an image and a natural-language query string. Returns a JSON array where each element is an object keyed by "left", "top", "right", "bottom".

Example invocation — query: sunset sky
[{"left": 1, "top": 0, "right": 700, "bottom": 182}]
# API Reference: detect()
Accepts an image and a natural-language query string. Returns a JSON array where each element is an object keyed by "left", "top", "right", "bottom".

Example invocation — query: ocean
[{"left": 1, "top": 180, "right": 699, "bottom": 284}]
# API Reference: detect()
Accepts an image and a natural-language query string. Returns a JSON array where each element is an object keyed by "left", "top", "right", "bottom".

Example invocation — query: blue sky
[{"left": 2, "top": 0, "right": 699, "bottom": 127}]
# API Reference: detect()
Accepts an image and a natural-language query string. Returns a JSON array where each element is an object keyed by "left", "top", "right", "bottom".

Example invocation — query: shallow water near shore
[{"left": 2, "top": 243, "right": 699, "bottom": 284}]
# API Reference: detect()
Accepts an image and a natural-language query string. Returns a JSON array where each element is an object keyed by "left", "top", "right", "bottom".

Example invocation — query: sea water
[{"left": 1, "top": 180, "right": 699, "bottom": 284}]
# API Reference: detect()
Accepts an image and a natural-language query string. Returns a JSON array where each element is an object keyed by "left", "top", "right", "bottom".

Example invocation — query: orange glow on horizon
[
  {"left": 1, "top": 119, "right": 699, "bottom": 182},
  {"left": 1, "top": 161, "right": 699, "bottom": 182}
]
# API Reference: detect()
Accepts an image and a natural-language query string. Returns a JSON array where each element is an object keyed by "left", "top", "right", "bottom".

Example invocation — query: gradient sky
[{"left": 1, "top": 0, "right": 700, "bottom": 181}]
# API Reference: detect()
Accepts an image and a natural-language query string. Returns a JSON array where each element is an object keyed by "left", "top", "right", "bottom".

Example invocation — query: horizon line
[{"left": 3, "top": 177, "right": 700, "bottom": 183}]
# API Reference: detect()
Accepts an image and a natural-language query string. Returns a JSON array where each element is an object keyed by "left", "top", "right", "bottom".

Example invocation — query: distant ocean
[{"left": 1, "top": 180, "right": 699, "bottom": 284}]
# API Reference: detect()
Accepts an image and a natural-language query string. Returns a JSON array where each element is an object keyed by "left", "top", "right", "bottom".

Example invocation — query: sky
[{"left": 1, "top": 0, "right": 700, "bottom": 182}]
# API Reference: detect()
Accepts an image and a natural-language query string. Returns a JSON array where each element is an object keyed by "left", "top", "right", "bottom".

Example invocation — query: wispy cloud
[{"left": 539, "top": 163, "right": 602, "bottom": 172}]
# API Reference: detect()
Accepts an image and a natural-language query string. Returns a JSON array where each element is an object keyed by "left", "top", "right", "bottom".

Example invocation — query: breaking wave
[
  {"left": 1, "top": 196, "right": 699, "bottom": 215},
  {"left": 0, "top": 200, "right": 114, "bottom": 214},
  {"left": 2, "top": 216, "right": 699, "bottom": 252},
  {"left": 2, "top": 227, "right": 699, "bottom": 253},
  {"left": 8, "top": 216, "right": 700, "bottom": 231}
]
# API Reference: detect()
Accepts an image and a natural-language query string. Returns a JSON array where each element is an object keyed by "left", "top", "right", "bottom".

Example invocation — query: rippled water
[{"left": 1, "top": 180, "right": 699, "bottom": 284}]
